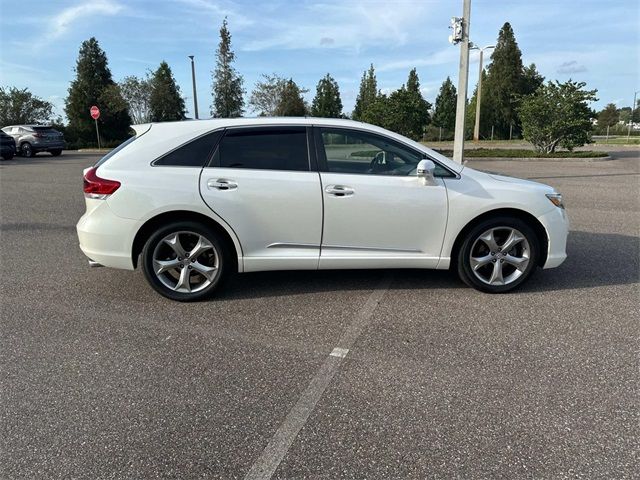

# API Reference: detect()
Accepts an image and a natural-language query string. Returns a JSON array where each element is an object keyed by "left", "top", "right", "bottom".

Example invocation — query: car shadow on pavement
[
  {"left": 216, "top": 230, "right": 639, "bottom": 300},
  {"left": 521, "top": 230, "right": 639, "bottom": 293}
]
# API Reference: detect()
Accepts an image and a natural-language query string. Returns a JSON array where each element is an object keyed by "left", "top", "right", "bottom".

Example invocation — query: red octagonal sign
[{"left": 90, "top": 105, "right": 100, "bottom": 120}]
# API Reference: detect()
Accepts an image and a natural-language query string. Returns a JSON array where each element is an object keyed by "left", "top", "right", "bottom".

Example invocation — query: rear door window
[{"left": 215, "top": 127, "right": 309, "bottom": 171}]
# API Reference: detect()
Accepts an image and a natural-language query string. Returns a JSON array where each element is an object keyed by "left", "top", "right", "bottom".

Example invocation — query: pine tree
[
  {"left": 211, "top": 18, "right": 244, "bottom": 117},
  {"left": 353, "top": 64, "right": 377, "bottom": 120},
  {"left": 597, "top": 103, "right": 620, "bottom": 128},
  {"left": 275, "top": 79, "right": 307, "bottom": 116},
  {"left": 65, "top": 37, "right": 131, "bottom": 143},
  {"left": 311, "top": 74, "right": 343, "bottom": 118},
  {"left": 432, "top": 77, "right": 457, "bottom": 131},
  {"left": 521, "top": 63, "right": 544, "bottom": 95},
  {"left": 395, "top": 68, "right": 431, "bottom": 139},
  {"left": 149, "top": 61, "right": 186, "bottom": 122},
  {"left": 482, "top": 22, "right": 525, "bottom": 138}
]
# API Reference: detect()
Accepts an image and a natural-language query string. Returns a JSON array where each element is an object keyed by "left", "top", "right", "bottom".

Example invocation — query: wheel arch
[
  {"left": 131, "top": 210, "right": 240, "bottom": 272},
  {"left": 449, "top": 208, "right": 549, "bottom": 269}
]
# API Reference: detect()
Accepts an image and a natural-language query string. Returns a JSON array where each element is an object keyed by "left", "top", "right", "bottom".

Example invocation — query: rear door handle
[
  {"left": 325, "top": 185, "right": 354, "bottom": 197},
  {"left": 208, "top": 178, "right": 238, "bottom": 190}
]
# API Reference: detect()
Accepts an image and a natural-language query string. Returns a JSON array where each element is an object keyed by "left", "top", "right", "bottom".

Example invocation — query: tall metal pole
[
  {"left": 473, "top": 45, "right": 494, "bottom": 142},
  {"left": 94, "top": 118, "right": 101, "bottom": 150},
  {"left": 627, "top": 90, "right": 638, "bottom": 141},
  {"left": 188, "top": 55, "right": 199, "bottom": 119},
  {"left": 473, "top": 49, "right": 483, "bottom": 143},
  {"left": 452, "top": 0, "right": 471, "bottom": 163}
]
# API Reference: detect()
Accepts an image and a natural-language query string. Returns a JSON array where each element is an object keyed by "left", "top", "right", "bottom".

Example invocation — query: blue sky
[{"left": 0, "top": 0, "right": 638, "bottom": 120}]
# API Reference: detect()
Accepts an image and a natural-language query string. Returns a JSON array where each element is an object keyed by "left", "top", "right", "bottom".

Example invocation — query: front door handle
[
  {"left": 325, "top": 185, "right": 354, "bottom": 197},
  {"left": 208, "top": 179, "right": 238, "bottom": 191}
]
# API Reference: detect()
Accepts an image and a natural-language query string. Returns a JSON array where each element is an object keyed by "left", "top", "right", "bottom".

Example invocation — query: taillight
[{"left": 83, "top": 167, "right": 120, "bottom": 199}]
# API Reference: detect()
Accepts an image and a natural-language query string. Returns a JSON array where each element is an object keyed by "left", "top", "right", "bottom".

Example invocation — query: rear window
[
  {"left": 154, "top": 130, "right": 223, "bottom": 167},
  {"left": 95, "top": 135, "right": 138, "bottom": 167}
]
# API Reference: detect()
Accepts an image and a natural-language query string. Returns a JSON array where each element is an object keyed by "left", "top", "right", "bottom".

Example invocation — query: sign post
[{"left": 90, "top": 106, "right": 101, "bottom": 150}]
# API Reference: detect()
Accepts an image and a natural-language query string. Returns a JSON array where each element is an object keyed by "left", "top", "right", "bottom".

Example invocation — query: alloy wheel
[
  {"left": 152, "top": 231, "right": 220, "bottom": 293},
  {"left": 469, "top": 227, "right": 530, "bottom": 286}
]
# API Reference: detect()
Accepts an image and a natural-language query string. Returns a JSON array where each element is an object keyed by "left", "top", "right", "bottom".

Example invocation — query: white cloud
[
  {"left": 242, "top": 1, "right": 432, "bottom": 51},
  {"left": 377, "top": 49, "right": 458, "bottom": 72},
  {"left": 47, "top": 0, "right": 124, "bottom": 41},
  {"left": 175, "top": 0, "right": 253, "bottom": 27}
]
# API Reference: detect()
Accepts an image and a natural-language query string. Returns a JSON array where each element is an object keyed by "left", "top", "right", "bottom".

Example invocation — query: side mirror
[{"left": 417, "top": 159, "right": 436, "bottom": 185}]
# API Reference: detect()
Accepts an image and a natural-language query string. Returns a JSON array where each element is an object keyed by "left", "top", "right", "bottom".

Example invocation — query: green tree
[
  {"left": 311, "top": 74, "right": 342, "bottom": 118},
  {"left": 276, "top": 79, "right": 307, "bottom": 116},
  {"left": 353, "top": 64, "right": 377, "bottom": 120},
  {"left": 387, "top": 68, "right": 430, "bottom": 139},
  {"left": 119, "top": 75, "right": 152, "bottom": 124},
  {"left": 211, "top": 18, "right": 244, "bottom": 117},
  {"left": 0, "top": 87, "right": 54, "bottom": 126},
  {"left": 65, "top": 37, "right": 131, "bottom": 143},
  {"left": 249, "top": 74, "right": 287, "bottom": 116},
  {"left": 521, "top": 63, "right": 545, "bottom": 95},
  {"left": 482, "top": 22, "right": 525, "bottom": 138},
  {"left": 518, "top": 80, "right": 598, "bottom": 153},
  {"left": 597, "top": 103, "right": 620, "bottom": 128},
  {"left": 149, "top": 61, "right": 186, "bottom": 122},
  {"left": 432, "top": 76, "right": 457, "bottom": 131}
]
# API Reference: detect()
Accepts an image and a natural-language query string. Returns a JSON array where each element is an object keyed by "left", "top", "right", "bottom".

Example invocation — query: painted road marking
[
  {"left": 330, "top": 347, "right": 349, "bottom": 358},
  {"left": 244, "top": 275, "right": 392, "bottom": 480}
]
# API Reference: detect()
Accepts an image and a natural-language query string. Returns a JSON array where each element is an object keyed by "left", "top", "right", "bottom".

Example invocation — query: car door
[
  {"left": 200, "top": 126, "right": 322, "bottom": 272},
  {"left": 315, "top": 126, "right": 450, "bottom": 269}
]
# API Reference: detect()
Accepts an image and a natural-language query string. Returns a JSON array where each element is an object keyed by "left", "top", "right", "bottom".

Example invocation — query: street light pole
[
  {"left": 627, "top": 90, "right": 639, "bottom": 141},
  {"left": 188, "top": 55, "right": 199, "bottom": 119},
  {"left": 452, "top": 0, "right": 472, "bottom": 164},
  {"left": 472, "top": 44, "right": 494, "bottom": 142}
]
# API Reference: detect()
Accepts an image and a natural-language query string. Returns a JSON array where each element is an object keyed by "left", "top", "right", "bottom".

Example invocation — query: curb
[{"left": 464, "top": 155, "right": 612, "bottom": 162}]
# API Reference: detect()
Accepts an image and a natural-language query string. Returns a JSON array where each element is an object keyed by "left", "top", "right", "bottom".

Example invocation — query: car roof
[{"left": 131, "top": 117, "right": 463, "bottom": 173}]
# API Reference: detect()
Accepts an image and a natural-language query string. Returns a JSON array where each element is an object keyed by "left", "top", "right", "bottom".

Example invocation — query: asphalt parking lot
[{"left": 1, "top": 149, "right": 638, "bottom": 479}]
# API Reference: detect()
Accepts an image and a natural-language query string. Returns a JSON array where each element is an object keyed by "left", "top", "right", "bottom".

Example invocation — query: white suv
[{"left": 77, "top": 118, "right": 568, "bottom": 301}]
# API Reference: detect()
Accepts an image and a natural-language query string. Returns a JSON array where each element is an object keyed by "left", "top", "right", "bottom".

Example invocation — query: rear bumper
[
  {"left": 76, "top": 200, "right": 137, "bottom": 270},
  {"left": 33, "top": 141, "right": 65, "bottom": 151},
  {"left": 538, "top": 207, "right": 569, "bottom": 269}
]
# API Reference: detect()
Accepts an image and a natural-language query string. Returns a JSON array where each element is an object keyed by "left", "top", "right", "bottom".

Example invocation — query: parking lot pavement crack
[{"left": 243, "top": 274, "right": 393, "bottom": 480}]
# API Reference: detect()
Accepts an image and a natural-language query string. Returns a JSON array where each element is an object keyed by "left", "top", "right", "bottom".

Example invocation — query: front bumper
[
  {"left": 537, "top": 207, "right": 569, "bottom": 269},
  {"left": 33, "top": 141, "right": 65, "bottom": 151},
  {"left": 76, "top": 199, "right": 138, "bottom": 270}
]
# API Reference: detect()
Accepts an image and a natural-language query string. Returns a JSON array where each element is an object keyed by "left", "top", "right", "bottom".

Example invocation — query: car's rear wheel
[
  {"left": 21, "top": 142, "right": 34, "bottom": 157},
  {"left": 457, "top": 216, "right": 539, "bottom": 293},
  {"left": 1, "top": 152, "right": 14, "bottom": 160},
  {"left": 50, "top": 149, "right": 62, "bottom": 156},
  {"left": 141, "top": 221, "right": 228, "bottom": 301}
]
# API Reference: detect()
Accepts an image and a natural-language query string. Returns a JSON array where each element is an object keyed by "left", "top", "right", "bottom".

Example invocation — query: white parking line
[{"left": 244, "top": 275, "right": 392, "bottom": 480}]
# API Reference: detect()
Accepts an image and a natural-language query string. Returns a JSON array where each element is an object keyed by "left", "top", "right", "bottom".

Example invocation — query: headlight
[{"left": 546, "top": 193, "right": 564, "bottom": 209}]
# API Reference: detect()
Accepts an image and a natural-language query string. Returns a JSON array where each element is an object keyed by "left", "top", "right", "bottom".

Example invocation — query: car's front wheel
[
  {"left": 20, "top": 142, "right": 34, "bottom": 157},
  {"left": 141, "top": 222, "right": 228, "bottom": 301},
  {"left": 1, "top": 152, "right": 14, "bottom": 160},
  {"left": 457, "top": 216, "right": 540, "bottom": 293},
  {"left": 50, "top": 149, "right": 62, "bottom": 156}
]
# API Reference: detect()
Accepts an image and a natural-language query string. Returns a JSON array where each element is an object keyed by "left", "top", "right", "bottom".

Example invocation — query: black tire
[
  {"left": 1, "top": 152, "right": 14, "bottom": 160},
  {"left": 456, "top": 216, "right": 540, "bottom": 293},
  {"left": 50, "top": 149, "right": 62, "bottom": 157},
  {"left": 20, "top": 142, "right": 34, "bottom": 157},
  {"left": 141, "top": 221, "right": 229, "bottom": 301}
]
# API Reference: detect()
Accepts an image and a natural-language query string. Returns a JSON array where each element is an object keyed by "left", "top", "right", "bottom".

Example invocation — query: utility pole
[
  {"left": 628, "top": 90, "right": 639, "bottom": 141},
  {"left": 188, "top": 55, "right": 199, "bottom": 119},
  {"left": 452, "top": 0, "right": 471, "bottom": 163},
  {"left": 472, "top": 44, "right": 494, "bottom": 142}
]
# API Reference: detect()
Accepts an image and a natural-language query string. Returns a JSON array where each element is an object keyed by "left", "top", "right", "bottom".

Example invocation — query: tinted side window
[
  {"left": 217, "top": 128, "right": 309, "bottom": 171},
  {"left": 319, "top": 128, "right": 422, "bottom": 176},
  {"left": 154, "top": 130, "right": 223, "bottom": 167}
]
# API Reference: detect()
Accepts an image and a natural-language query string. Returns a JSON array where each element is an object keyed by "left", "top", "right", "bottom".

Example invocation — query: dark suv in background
[
  {"left": 1, "top": 125, "right": 65, "bottom": 157},
  {"left": 1, "top": 131, "right": 16, "bottom": 160}
]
